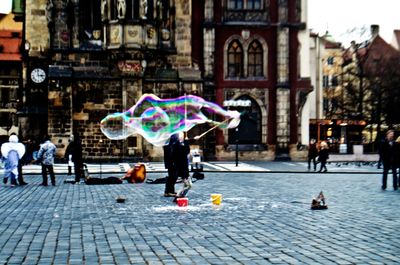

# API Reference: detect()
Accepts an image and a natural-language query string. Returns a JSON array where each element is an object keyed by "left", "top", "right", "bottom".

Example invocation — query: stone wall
[
  {"left": 25, "top": 0, "right": 49, "bottom": 56},
  {"left": 276, "top": 88, "right": 290, "bottom": 149},
  {"left": 170, "top": 0, "right": 192, "bottom": 68}
]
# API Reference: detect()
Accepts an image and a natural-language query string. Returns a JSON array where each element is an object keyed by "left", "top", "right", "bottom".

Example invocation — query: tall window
[
  {"left": 228, "top": 41, "right": 243, "bottom": 78},
  {"left": 126, "top": 0, "right": 140, "bottom": 20},
  {"left": 80, "top": 0, "right": 101, "bottom": 41},
  {"left": 247, "top": 0, "right": 262, "bottom": 9},
  {"left": 228, "top": 0, "right": 262, "bottom": 10},
  {"left": 248, "top": 40, "right": 263, "bottom": 77},
  {"left": 228, "top": 0, "right": 244, "bottom": 9}
]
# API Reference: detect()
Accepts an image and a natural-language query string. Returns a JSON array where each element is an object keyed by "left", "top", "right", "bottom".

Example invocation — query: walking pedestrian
[
  {"left": 163, "top": 134, "right": 178, "bottom": 197},
  {"left": 64, "top": 134, "right": 83, "bottom": 183},
  {"left": 395, "top": 136, "right": 400, "bottom": 183},
  {"left": 37, "top": 135, "right": 57, "bottom": 186},
  {"left": 317, "top": 141, "right": 329, "bottom": 173},
  {"left": 17, "top": 137, "right": 34, "bottom": 185},
  {"left": 1, "top": 135, "right": 25, "bottom": 186},
  {"left": 307, "top": 138, "right": 318, "bottom": 171},
  {"left": 381, "top": 130, "right": 397, "bottom": 190}
]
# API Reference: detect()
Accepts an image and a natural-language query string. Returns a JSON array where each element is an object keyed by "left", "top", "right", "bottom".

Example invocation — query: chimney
[{"left": 371, "top": 24, "right": 380, "bottom": 39}]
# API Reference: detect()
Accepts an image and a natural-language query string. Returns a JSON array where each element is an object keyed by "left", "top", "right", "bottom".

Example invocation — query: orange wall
[{"left": 0, "top": 13, "right": 22, "bottom": 31}]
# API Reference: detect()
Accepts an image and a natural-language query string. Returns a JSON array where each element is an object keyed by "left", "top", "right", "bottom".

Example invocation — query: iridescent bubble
[{"left": 100, "top": 94, "right": 240, "bottom": 146}]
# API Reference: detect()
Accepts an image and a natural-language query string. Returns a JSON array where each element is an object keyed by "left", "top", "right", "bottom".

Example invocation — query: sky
[
  {"left": 308, "top": 0, "right": 400, "bottom": 47},
  {"left": 0, "top": 0, "right": 12, "bottom": 14}
]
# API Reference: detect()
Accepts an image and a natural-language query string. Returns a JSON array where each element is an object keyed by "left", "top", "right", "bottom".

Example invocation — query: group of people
[
  {"left": 307, "top": 139, "right": 330, "bottom": 172},
  {"left": 1, "top": 133, "right": 83, "bottom": 187}
]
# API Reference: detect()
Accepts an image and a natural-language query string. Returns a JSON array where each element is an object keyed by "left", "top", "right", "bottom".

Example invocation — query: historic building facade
[
  {"left": 0, "top": 11, "right": 22, "bottom": 143},
  {"left": 192, "top": 0, "right": 311, "bottom": 160},
  {"left": 21, "top": 0, "right": 311, "bottom": 161},
  {"left": 23, "top": 0, "right": 200, "bottom": 160}
]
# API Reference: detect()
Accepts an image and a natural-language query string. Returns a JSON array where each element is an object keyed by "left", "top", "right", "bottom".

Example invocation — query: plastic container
[
  {"left": 176, "top": 197, "right": 188, "bottom": 207},
  {"left": 211, "top": 194, "right": 222, "bottom": 205}
]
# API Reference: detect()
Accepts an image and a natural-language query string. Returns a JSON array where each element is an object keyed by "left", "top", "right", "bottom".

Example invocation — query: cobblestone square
[{"left": 0, "top": 167, "right": 398, "bottom": 264}]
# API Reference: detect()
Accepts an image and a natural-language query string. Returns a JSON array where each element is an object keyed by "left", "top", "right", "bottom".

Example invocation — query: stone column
[{"left": 276, "top": 0, "right": 290, "bottom": 155}]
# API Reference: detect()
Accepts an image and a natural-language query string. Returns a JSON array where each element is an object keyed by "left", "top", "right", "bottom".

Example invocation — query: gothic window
[
  {"left": 227, "top": 40, "right": 243, "bottom": 78},
  {"left": 228, "top": 95, "right": 262, "bottom": 144},
  {"left": 79, "top": 0, "right": 102, "bottom": 43},
  {"left": 227, "top": 0, "right": 262, "bottom": 10},
  {"left": 247, "top": 0, "right": 262, "bottom": 10},
  {"left": 323, "top": 75, "right": 329, "bottom": 88},
  {"left": 228, "top": 0, "right": 244, "bottom": 9},
  {"left": 110, "top": 0, "right": 118, "bottom": 20},
  {"left": 331, "top": 75, "right": 338, "bottom": 86},
  {"left": 126, "top": 0, "right": 140, "bottom": 20},
  {"left": 248, "top": 40, "right": 263, "bottom": 77}
]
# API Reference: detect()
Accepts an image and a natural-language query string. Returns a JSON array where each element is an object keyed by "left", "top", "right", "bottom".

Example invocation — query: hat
[{"left": 9, "top": 135, "right": 19, "bottom": 143}]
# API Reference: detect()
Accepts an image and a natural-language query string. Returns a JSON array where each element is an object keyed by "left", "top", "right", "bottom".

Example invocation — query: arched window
[
  {"left": 228, "top": 96, "right": 262, "bottom": 144},
  {"left": 247, "top": 0, "right": 262, "bottom": 10},
  {"left": 228, "top": 0, "right": 244, "bottom": 9},
  {"left": 227, "top": 40, "right": 243, "bottom": 78},
  {"left": 79, "top": 0, "right": 102, "bottom": 43},
  {"left": 248, "top": 40, "right": 263, "bottom": 77},
  {"left": 126, "top": 0, "right": 140, "bottom": 20}
]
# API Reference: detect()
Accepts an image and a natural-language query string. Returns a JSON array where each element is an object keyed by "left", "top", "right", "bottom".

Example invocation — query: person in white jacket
[{"left": 1, "top": 135, "right": 25, "bottom": 186}]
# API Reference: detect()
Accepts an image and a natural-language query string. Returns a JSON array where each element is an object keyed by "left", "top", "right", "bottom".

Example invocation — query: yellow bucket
[{"left": 211, "top": 194, "right": 222, "bottom": 205}]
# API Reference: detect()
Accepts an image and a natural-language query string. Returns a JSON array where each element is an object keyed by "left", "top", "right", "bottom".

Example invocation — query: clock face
[{"left": 30, "top": 68, "right": 46, "bottom": 83}]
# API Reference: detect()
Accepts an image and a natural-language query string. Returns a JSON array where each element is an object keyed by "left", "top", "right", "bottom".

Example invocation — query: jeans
[{"left": 41, "top": 164, "right": 55, "bottom": 185}]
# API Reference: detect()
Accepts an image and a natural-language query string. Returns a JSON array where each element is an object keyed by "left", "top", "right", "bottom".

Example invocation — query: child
[{"left": 1, "top": 135, "right": 25, "bottom": 186}]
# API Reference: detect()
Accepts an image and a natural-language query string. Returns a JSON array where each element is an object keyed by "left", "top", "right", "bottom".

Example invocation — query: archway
[{"left": 228, "top": 95, "right": 262, "bottom": 145}]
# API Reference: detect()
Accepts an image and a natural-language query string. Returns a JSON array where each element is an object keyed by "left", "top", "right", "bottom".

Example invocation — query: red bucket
[{"left": 176, "top": 197, "right": 188, "bottom": 207}]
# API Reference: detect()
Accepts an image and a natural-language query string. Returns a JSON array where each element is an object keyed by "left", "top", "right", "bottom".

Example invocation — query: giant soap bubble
[{"left": 100, "top": 94, "right": 240, "bottom": 146}]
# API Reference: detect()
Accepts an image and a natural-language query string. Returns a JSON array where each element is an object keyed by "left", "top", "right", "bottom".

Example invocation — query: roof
[
  {"left": 391, "top": 30, "right": 400, "bottom": 49},
  {"left": 0, "top": 29, "right": 21, "bottom": 61},
  {"left": 361, "top": 35, "right": 400, "bottom": 74}
]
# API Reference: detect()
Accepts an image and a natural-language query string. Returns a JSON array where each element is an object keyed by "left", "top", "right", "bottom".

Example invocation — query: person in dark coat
[
  {"left": 381, "top": 130, "right": 397, "bottom": 190},
  {"left": 17, "top": 136, "right": 33, "bottom": 185},
  {"left": 307, "top": 138, "right": 318, "bottom": 171},
  {"left": 317, "top": 141, "right": 329, "bottom": 173},
  {"left": 64, "top": 134, "right": 84, "bottom": 183},
  {"left": 163, "top": 134, "right": 179, "bottom": 197},
  {"left": 172, "top": 132, "right": 191, "bottom": 199}
]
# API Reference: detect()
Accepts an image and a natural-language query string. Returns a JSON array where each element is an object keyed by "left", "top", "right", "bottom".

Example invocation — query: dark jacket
[
  {"left": 171, "top": 139, "right": 190, "bottom": 178},
  {"left": 318, "top": 148, "right": 329, "bottom": 162},
  {"left": 163, "top": 135, "right": 178, "bottom": 169},
  {"left": 65, "top": 139, "right": 83, "bottom": 163},
  {"left": 381, "top": 139, "right": 396, "bottom": 166},
  {"left": 308, "top": 143, "right": 318, "bottom": 158}
]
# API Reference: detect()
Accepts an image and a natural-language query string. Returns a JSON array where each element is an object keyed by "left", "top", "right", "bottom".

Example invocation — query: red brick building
[{"left": 192, "top": 0, "right": 311, "bottom": 160}]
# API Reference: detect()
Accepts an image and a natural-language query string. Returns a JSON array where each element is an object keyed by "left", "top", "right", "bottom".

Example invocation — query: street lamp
[{"left": 235, "top": 127, "right": 239, "bottom": 167}]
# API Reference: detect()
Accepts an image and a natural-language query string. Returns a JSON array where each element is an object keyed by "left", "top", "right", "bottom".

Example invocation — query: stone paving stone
[{"left": 1, "top": 172, "right": 400, "bottom": 264}]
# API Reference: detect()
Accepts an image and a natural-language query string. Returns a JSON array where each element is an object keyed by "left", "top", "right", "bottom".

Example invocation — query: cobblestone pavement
[{"left": 0, "top": 170, "right": 398, "bottom": 264}]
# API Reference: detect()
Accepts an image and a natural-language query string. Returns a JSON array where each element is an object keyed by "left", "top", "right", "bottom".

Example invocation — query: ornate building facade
[
  {"left": 0, "top": 11, "right": 22, "bottom": 143},
  {"left": 21, "top": 0, "right": 311, "bottom": 161},
  {"left": 193, "top": 0, "right": 311, "bottom": 160},
  {"left": 23, "top": 0, "right": 200, "bottom": 160}
]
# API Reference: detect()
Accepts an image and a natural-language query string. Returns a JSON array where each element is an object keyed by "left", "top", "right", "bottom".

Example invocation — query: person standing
[
  {"left": 17, "top": 137, "right": 34, "bottom": 185},
  {"left": 317, "top": 141, "right": 329, "bottom": 173},
  {"left": 163, "top": 134, "right": 178, "bottom": 197},
  {"left": 381, "top": 130, "right": 397, "bottom": 190},
  {"left": 64, "top": 134, "right": 83, "bottom": 183},
  {"left": 37, "top": 135, "right": 57, "bottom": 186},
  {"left": 173, "top": 132, "right": 192, "bottom": 200},
  {"left": 307, "top": 138, "right": 318, "bottom": 171},
  {"left": 1, "top": 135, "right": 25, "bottom": 186}
]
